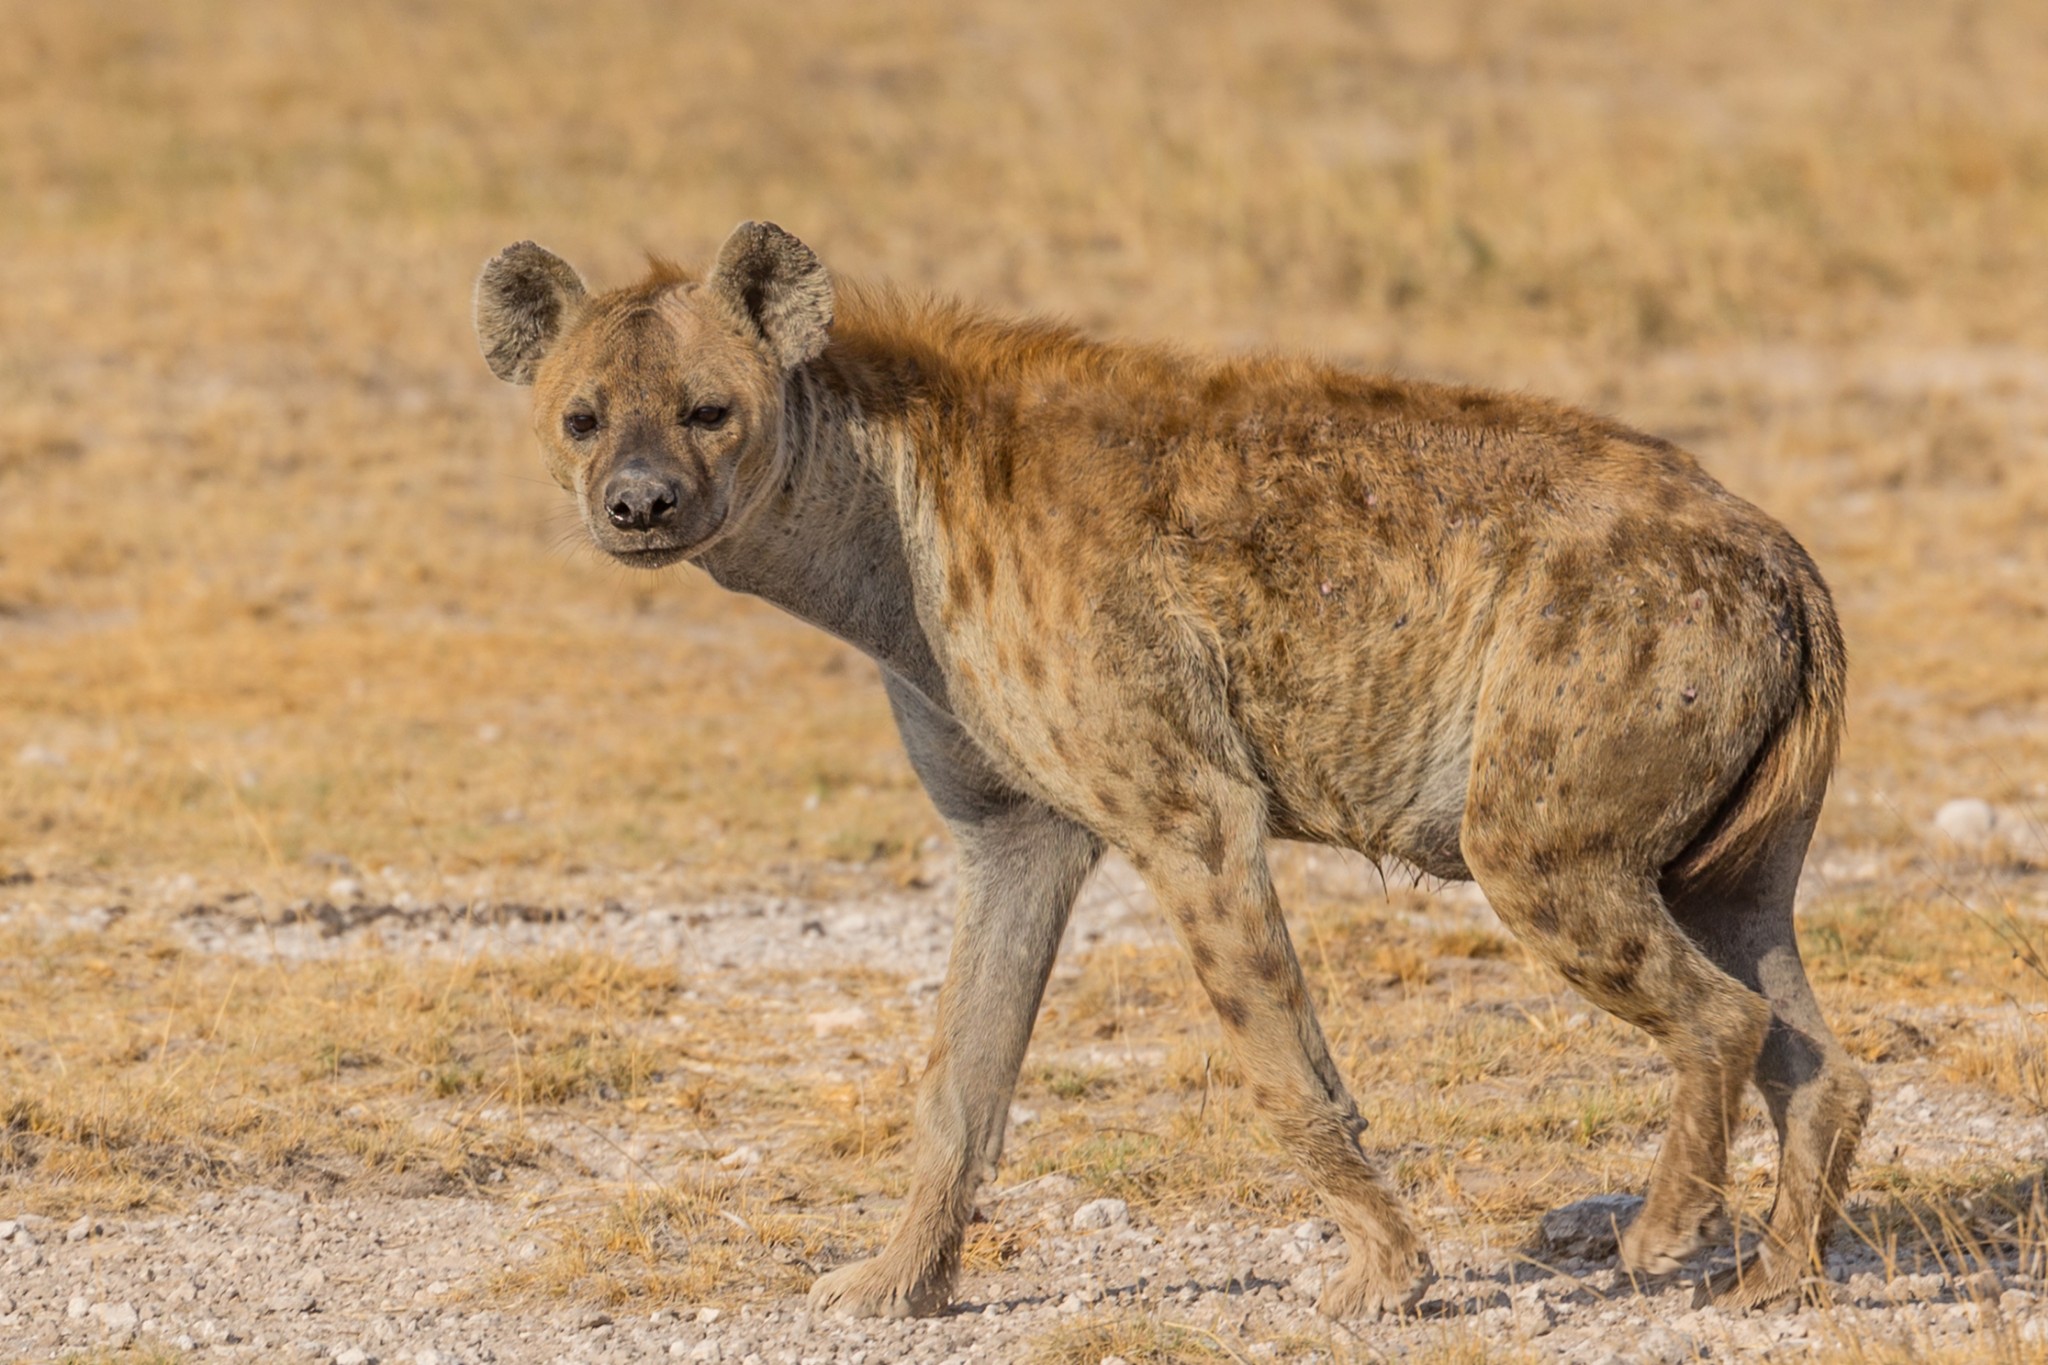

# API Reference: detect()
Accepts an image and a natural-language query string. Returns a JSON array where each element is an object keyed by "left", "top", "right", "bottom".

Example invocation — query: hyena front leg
[
  {"left": 810, "top": 679, "right": 1102, "bottom": 1318},
  {"left": 1129, "top": 781, "right": 1434, "bottom": 1319}
]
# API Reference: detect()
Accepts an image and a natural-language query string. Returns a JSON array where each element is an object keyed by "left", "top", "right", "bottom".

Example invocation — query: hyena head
[{"left": 472, "top": 221, "right": 832, "bottom": 568}]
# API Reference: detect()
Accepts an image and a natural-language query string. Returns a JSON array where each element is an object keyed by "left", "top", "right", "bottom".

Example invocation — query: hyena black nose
[{"left": 604, "top": 467, "right": 681, "bottom": 531}]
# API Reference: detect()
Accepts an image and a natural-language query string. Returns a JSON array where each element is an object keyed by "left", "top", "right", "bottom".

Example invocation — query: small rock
[
  {"left": 328, "top": 877, "right": 364, "bottom": 902},
  {"left": 68, "top": 1295, "right": 91, "bottom": 1319},
  {"left": 717, "top": 1146, "right": 760, "bottom": 1170},
  {"left": 1100, "top": 1356, "right": 1134, "bottom": 1365},
  {"left": 1935, "top": 798, "right": 1998, "bottom": 845},
  {"left": 65, "top": 1215, "right": 98, "bottom": 1242},
  {"left": 696, "top": 1307, "right": 723, "bottom": 1324},
  {"left": 688, "top": 1341, "right": 719, "bottom": 1362},
  {"left": 1961, "top": 1269, "right": 2004, "bottom": 1299},
  {"left": 1633, "top": 1326, "right": 1694, "bottom": 1364},
  {"left": 335, "top": 1350, "right": 374, "bottom": 1365},
  {"left": 807, "top": 1007, "right": 871, "bottom": 1039},
  {"left": 1537, "top": 1193, "right": 1643, "bottom": 1260},
  {"left": 1889, "top": 1271, "right": 1947, "bottom": 1302},
  {"left": 413, "top": 1352, "right": 444, "bottom": 1365},
  {"left": 1071, "top": 1198, "right": 1130, "bottom": 1231},
  {"left": 92, "top": 1301, "right": 140, "bottom": 1334},
  {"left": 0, "top": 1220, "right": 15, "bottom": 1240}
]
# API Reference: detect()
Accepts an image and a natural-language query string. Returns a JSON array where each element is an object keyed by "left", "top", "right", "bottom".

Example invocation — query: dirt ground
[
  {"left": 6, "top": 850, "right": 2048, "bottom": 1363},
  {"left": 6, "top": 0, "right": 2048, "bottom": 1362}
]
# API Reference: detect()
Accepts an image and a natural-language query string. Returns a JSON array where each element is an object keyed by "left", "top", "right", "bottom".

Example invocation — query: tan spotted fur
[{"left": 474, "top": 223, "right": 1870, "bottom": 1319}]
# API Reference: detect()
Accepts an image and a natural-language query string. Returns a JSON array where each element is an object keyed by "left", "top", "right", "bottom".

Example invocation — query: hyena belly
[{"left": 1193, "top": 535, "right": 1496, "bottom": 880}]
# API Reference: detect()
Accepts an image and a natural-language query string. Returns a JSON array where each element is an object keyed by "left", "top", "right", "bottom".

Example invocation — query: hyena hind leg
[
  {"left": 1469, "top": 841, "right": 1772, "bottom": 1280},
  {"left": 1669, "top": 814, "right": 1872, "bottom": 1310}
]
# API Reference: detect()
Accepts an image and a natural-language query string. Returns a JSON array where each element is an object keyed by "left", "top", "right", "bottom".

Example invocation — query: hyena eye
[
  {"left": 563, "top": 411, "right": 599, "bottom": 439},
  {"left": 685, "top": 404, "right": 730, "bottom": 429}
]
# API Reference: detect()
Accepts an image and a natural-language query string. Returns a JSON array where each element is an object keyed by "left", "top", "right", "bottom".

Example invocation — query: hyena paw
[
  {"left": 1315, "top": 1246, "right": 1435, "bottom": 1320},
  {"left": 1618, "top": 1207, "right": 1718, "bottom": 1278},
  {"left": 808, "top": 1253, "right": 954, "bottom": 1320},
  {"left": 1694, "top": 1249, "right": 1812, "bottom": 1312}
]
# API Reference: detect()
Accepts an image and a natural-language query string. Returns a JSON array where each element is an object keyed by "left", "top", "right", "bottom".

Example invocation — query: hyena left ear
[
  {"left": 706, "top": 221, "right": 834, "bottom": 369},
  {"left": 474, "top": 242, "right": 587, "bottom": 385}
]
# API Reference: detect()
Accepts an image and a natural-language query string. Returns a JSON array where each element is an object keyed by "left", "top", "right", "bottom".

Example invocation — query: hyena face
[{"left": 474, "top": 223, "right": 834, "bottom": 568}]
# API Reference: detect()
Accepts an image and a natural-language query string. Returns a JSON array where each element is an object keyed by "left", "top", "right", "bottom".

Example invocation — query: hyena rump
[{"left": 474, "top": 222, "right": 1869, "bottom": 1319}]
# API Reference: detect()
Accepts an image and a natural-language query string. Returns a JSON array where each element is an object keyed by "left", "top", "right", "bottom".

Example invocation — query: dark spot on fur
[
  {"left": 1020, "top": 647, "right": 1046, "bottom": 688},
  {"left": 1618, "top": 938, "right": 1649, "bottom": 971},
  {"left": 1209, "top": 887, "right": 1232, "bottom": 922},
  {"left": 1527, "top": 901, "right": 1560, "bottom": 935},
  {"left": 1197, "top": 809, "right": 1226, "bottom": 874},
  {"left": 1189, "top": 938, "right": 1214, "bottom": 972},
  {"left": 1212, "top": 994, "right": 1249, "bottom": 1029},
  {"left": 1599, "top": 965, "right": 1637, "bottom": 996},
  {"left": 972, "top": 541, "right": 996, "bottom": 596},
  {"left": 946, "top": 560, "right": 974, "bottom": 611}
]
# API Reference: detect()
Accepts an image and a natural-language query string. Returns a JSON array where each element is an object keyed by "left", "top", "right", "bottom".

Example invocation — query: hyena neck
[{"left": 693, "top": 357, "right": 947, "bottom": 707}]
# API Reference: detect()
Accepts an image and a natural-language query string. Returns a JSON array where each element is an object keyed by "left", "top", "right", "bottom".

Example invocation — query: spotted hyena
[{"left": 473, "top": 222, "right": 1869, "bottom": 1319}]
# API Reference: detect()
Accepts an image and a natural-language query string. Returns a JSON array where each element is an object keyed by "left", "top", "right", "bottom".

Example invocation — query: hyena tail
[{"left": 1665, "top": 553, "right": 1847, "bottom": 896}]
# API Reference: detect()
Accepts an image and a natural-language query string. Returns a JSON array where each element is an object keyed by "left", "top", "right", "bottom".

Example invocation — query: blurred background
[{"left": 4, "top": 0, "right": 2047, "bottom": 896}]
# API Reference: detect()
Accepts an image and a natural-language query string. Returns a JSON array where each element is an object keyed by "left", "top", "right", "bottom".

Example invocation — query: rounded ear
[
  {"left": 706, "top": 221, "right": 833, "bottom": 369},
  {"left": 474, "top": 242, "right": 588, "bottom": 385}
]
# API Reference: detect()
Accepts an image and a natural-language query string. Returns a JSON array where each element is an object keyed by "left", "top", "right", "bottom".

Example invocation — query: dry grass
[
  {"left": 5, "top": 0, "right": 2048, "bottom": 1357},
  {"left": 5, "top": 0, "right": 2048, "bottom": 886}
]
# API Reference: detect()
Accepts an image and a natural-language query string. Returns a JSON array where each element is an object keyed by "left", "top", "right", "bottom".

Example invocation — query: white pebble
[
  {"left": 1934, "top": 798, "right": 1997, "bottom": 845},
  {"left": 92, "top": 1301, "right": 140, "bottom": 1334},
  {"left": 1070, "top": 1198, "right": 1130, "bottom": 1230},
  {"left": 807, "top": 1007, "right": 870, "bottom": 1038}
]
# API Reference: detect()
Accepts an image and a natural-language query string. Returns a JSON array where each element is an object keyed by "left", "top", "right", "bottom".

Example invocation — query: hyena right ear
[{"left": 474, "top": 242, "right": 588, "bottom": 385}]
